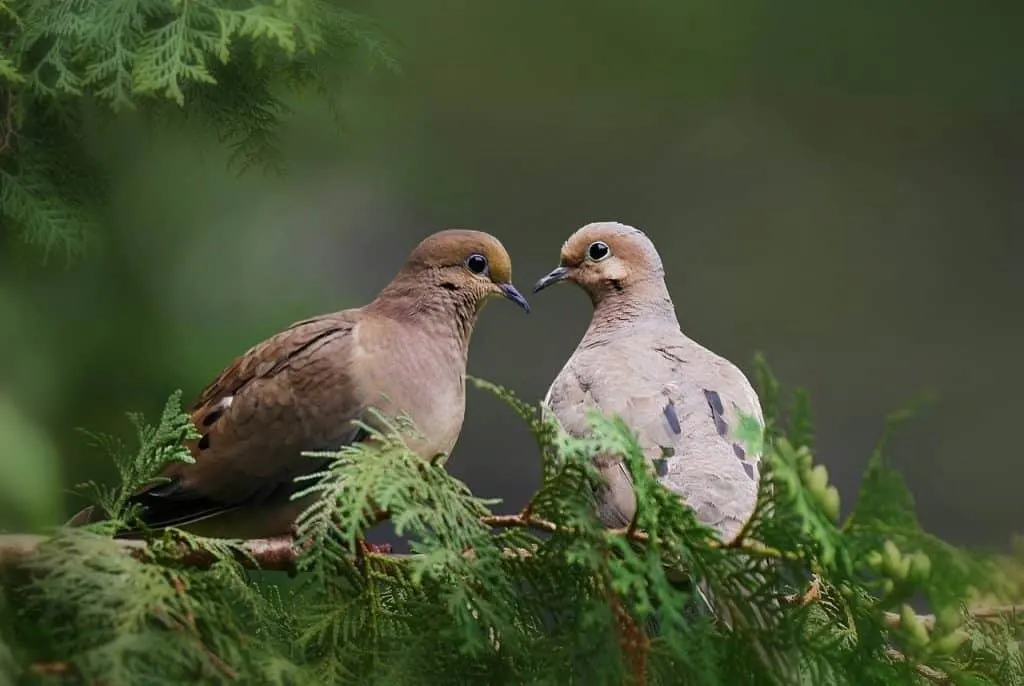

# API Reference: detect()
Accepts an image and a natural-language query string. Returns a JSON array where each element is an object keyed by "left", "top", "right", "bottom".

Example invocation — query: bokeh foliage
[
  {"left": 1, "top": 361, "right": 1021, "bottom": 685},
  {"left": 0, "top": 0, "right": 394, "bottom": 258}
]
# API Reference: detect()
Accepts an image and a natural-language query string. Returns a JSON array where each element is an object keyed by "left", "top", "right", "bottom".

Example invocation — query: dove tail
[{"left": 63, "top": 487, "right": 240, "bottom": 538}]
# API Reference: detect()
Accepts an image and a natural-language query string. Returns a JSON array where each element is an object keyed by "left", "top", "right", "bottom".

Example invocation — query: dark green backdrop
[{"left": 2, "top": 0, "right": 1020, "bottom": 550}]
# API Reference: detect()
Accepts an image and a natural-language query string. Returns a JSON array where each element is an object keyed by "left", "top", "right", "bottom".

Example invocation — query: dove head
[
  {"left": 388, "top": 229, "right": 530, "bottom": 314},
  {"left": 533, "top": 222, "right": 667, "bottom": 306}
]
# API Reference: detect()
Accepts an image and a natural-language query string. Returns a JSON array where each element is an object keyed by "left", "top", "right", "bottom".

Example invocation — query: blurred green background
[{"left": 1, "top": 0, "right": 1020, "bottom": 548}]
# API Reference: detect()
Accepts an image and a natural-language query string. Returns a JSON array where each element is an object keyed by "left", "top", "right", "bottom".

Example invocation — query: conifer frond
[
  {"left": 2, "top": 361, "right": 1021, "bottom": 684},
  {"left": 1, "top": 0, "right": 396, "bottom": 256},
  {"left": 0, "top": 165, "right": 92, "bottom": 261},
  {"left": 75, "top": 389, "right": 198, "bottom": 524}
]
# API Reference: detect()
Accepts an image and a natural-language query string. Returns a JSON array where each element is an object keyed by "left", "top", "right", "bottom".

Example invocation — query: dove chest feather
[{"left": 351, "top": 324, "right": 467, "bottom": 458}]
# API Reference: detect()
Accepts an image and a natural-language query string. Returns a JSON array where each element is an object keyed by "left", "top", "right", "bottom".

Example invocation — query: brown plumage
[{"left": 68, "top": 229, "right": 530, "bottom": 538}]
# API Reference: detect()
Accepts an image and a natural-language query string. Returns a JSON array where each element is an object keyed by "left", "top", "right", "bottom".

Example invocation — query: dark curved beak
[
  {"left": 532, "top": 266, "right": 570, "bottom": 293},
  {"left": 499, "top": 283, "right": 531, "bottom": 313}
]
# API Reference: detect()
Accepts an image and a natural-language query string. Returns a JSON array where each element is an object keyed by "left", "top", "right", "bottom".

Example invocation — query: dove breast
[{"left": 544, "top": 325, "right": 762, "bottom": 542}]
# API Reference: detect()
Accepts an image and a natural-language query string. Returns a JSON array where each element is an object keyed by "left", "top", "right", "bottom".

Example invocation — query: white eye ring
[{"left": 587, "top": 241, "right": 611, "bottom": 261}]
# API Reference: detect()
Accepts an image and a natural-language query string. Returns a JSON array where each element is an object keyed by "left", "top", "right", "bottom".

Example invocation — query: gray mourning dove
[
  {"left": 68, "top": 229, "right": 530, "bottom": 539},
  {"left": 533, "top": 221, "right": 762, "bottom": 544},
  {"left": 533, "top": 222, "right": 777, "bottom": 682}
]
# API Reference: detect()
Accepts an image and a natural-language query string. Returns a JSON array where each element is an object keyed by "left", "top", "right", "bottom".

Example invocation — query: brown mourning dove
[
  {"left": 533, "top": 221, "right": 762, "bottom": 543},
  {"left": 68, "top": 229, "right": 530, "bottom": 539}
]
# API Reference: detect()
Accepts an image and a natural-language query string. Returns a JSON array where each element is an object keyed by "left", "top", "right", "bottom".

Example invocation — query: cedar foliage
[
  {"left": 0, "top": 0, "right": 395, "bottom": 258},
  {"left": 1, "top": 359, "right": 1022, "bottom": 685}
]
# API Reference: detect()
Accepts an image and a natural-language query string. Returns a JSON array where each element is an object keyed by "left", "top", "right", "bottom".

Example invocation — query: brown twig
[
  {"left": 29, "top": 662, "right": 70, "bottom": 676},
  {"left": 884, "top": 647, "right": 951, "bottom": 684},
  {"left": 479, "top": 509, "right": 655, "bottom": 543},
  {"left": 783, "top": 574, "right": 822, "bottom": 606},
  {"left": 883, "top": 604, "right": 1024, "bottom": 632},
  {"left": 0, "top": 509, "right": 785, "bottom": 575},
  {"left": 479, "top": 512, "right": 559, "bottom": 534},
  {"left": 610, "top": 589, "right": 649, "bottom": 686},
  {"left": 0, "top": 532, "right": 537, "bottom": 572},
  {"left": 0, "top": 533, "right": 303, "bottom": 572}
]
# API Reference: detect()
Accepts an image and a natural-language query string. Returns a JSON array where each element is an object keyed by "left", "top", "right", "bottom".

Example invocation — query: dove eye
[
  {"left": 465, "top": 253, "right": 489, "bottom": 275},
  {"left": 587, "top": 241, "right": 611, "bottom": 261}
]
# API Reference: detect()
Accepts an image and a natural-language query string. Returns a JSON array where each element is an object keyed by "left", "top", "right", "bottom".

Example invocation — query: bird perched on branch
[
  {"left": 534, "top": 221, "right": 768, "bottom": 683},
  {"left": 68, "top": 229, "right": 530, "bottom": 539},
  {"left": 534, "top": 221, "right": 762, "bottom": 543}
]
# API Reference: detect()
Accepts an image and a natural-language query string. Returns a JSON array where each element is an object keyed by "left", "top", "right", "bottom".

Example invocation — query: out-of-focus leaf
[{"left": 0, "top": 392, "right": 61, "bottom": 530}]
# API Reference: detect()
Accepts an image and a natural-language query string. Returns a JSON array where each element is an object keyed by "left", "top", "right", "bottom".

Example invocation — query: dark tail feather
[
  {"left": 63, "top": 488, "right": 237, "bottom": 537},
  {"left": 122, "top": 489, "right": 237, "bottom": 532}
]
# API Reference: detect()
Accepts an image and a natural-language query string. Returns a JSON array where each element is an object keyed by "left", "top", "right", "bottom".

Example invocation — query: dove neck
[
  {"left": 369, "top": 279, "right": 479, "bottom": 350},
  {"left": 585, "top": 278, "right": 678, "bottom": 337}
]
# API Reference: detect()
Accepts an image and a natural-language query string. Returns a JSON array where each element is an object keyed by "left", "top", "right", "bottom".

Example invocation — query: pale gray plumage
[{"left": 535, "top": 221, "right": 762, "bottom": 542}]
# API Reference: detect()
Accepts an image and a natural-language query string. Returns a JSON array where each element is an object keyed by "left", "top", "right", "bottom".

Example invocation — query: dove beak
[
  {"left": 498, "top": 283, "right": 531, "bottom": 313},
  {"left": 532, "top": 266, "right": 570, "bottom": 293}
]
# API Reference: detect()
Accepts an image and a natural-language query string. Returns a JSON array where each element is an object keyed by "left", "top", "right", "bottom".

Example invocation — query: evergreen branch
[
  {"left": 480, "top": 509, "right": 796, "bottom": 561},
  {"left": 0, "top": 533, "right": 302, "bottom": 572},
  {"left": 2, "top": 0, "right": 396, "bottom": 257},
  {"left": 884, "top": 647, "right": 951, "bottom": 684},
  {"left": 4, "top": 372, "right": 1021, "bottom": 683},
  {"left": 882, "top": 605, "right": 1024, "bottom": 633},
  {"left": 0, "top": 533, "right": 537, "bottom": 571},
  {"left": 6, "top": 531, "right": 1016, "bottom": 629}
]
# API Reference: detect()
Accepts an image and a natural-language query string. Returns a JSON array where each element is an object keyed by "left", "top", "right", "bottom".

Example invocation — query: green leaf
[{"left": 0, "top": 393, "right": 61, "bottom": 530}]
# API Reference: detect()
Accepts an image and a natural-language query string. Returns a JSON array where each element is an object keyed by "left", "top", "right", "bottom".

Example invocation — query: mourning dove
[
  {"left": 68, "top": 229, "right": 530, "bottom": 539},
  {"left": 533, "top": 221, "right": 762, "bottom": 543}
]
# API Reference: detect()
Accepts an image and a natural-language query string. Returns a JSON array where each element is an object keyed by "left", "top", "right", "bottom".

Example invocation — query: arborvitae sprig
[
  {"left": 74, "top": 389, "right": 199, "bottom": 529},
  {"left": 0, "top": 0, "right": 396, "bottom": 258},
  {"left": 1, "top": 359, "right": 1022, "bottom": 685}
]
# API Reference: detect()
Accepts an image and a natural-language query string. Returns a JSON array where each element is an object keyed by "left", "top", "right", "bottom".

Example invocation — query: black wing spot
[
  {"left": 654, "top": 458, "right": 669, "bottom": 477},
  {"left": 732, "top": 443, "right": 746, "bottom": 460},
  {"left": 653, "top": 346, "right": 684, "bottom": 364},
  {"left": 742, "top": 461, "right": 756, "bottom": 480},
  {"left": 703, "top": 389, "right": 728, "bottom": 437},
  {"left": 663, "top": 400, "right": 682, "bottom": 435},
  {"left": 198, "top": 434, "right": 211, "bottom": 450},
  {"left": 201, "top": 409, "right": 222, "bottom": 427}
]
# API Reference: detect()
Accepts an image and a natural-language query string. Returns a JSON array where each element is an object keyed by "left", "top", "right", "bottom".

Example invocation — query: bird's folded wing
[{"left": 128, "top": 312, "right": 367, "bottom": 529}]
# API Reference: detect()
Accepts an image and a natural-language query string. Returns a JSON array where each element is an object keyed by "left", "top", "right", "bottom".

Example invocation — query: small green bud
[
  {"left": 807, "top": 464, "right": 829, "bottom": 494},
  {"left": 930, "top": 629, "right": 968, "bottom": 656},
  {"left": 908, "top": 552, "right": 931, "bottom": 583},
  {"left": 820, "top": 485, "right": 841, "bottom": 521},
  {"left": 796, "top": 447, "right": 814, "bottom": 473},
  {"left": 882, "top": 540, "right": 903, "bottom": 577},
  {"left": 865, "top": 551, "right": 883, "bottom": 570},
  {"left": 896, "top": 556, "right": 912, "bottom": 581},
  {"left": 935, "top": 606, "right": 962, "bottom": 632},
  {"left": 900, "top": 604, "right": 929, "bottom": 649}
]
